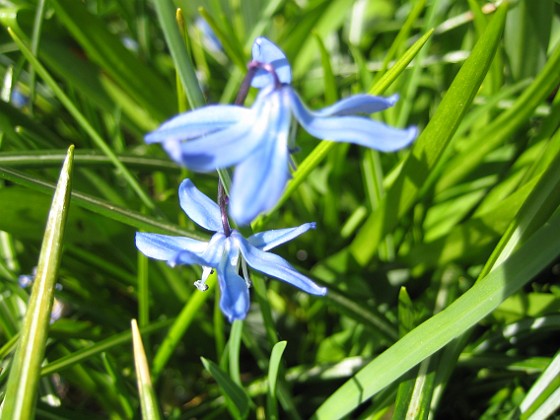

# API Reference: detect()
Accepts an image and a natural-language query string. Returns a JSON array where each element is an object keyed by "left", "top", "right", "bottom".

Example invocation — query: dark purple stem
[
  {"left": 218, "top": 181, "right": 232, "bottom": 237},
  {"left": 234, "top": 61, "right": 282, "bottom": 105}
]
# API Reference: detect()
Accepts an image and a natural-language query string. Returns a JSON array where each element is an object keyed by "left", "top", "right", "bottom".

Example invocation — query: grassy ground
[{"left": 1, "top": 0, "right": 559, "bottom": 418}]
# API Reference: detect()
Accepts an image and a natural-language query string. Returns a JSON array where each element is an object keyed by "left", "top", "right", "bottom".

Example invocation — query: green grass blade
[
  {"left": 131, "top": 319, "right": 162, "bottom": 420},
  {"left": 504, "top": 0, "right": 553, "bottom": 80},
  {"left": 369, "top": 29, "right": 434, "bottom": 96},
  {"left": 152, "top": 274, "right": 217, "bottom": 380},
  {"left": 520, "top": 350, "right": 560, "bottom": 419},
  {"left": 314, "top": 34, "right": 337, "bottom": 104},
  {"left": 267, "top": 341, "right": 287, "bottom": 420},
  {"left": 201, "top": 356, "right": 251, "bottom": 419},
  {"left": 152, "top": 0, "right": 205, "bottom": 109},
  {"left": 0, "top": 149, "right": 178, "bottom": 171},
  {"left": 350, "top": 3, "right": 508, "bottom": 265},
  {"left": 1, "top": 146, "right": 74, "bottom": 420},
  {"left": 313, "top": 209, "right": 560, "bottom": 419},
  {"left": 228, "top": 320, "right": 243, "bottom": 385}
]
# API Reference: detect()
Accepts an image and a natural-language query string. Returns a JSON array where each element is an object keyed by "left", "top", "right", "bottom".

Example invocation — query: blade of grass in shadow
[
  {"left": 131, "top": 319, "right": 162, "bottom": 420},
  {"left": 0, "top": 165, "right": 206, "bottom": 239},
  {"left": 201, "top": 356, "right": 251, "bottom": 419},
  {"left": 7, "top": 28, "right": 157, "bottom": 212},
  {"left": 40, "top": 318, "right": 173, "bottom": 376},
  {"left": 1, "top": 146, "right": 74, "bottom": 420},
  {"left": 254, "top": 29, "right": 433, "bottom": 230},
  {"left": 350, "top": 3, "right": 508, "bottom": 265},
  {"left": 313, "top": 208, "right": 560, "bottom": 419}
]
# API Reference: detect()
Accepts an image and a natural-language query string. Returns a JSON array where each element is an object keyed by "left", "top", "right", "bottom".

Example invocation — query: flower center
[{"left": 234, "top": 60, "right": 283, "bottom": 106}]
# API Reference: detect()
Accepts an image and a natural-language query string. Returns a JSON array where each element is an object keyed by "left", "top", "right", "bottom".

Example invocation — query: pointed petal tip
[
  {"left": 387, "top": 94, "right": 399, "bottom": 106},
  {"left": 406, "top": 125, "right": 419, "bottom": 142}
]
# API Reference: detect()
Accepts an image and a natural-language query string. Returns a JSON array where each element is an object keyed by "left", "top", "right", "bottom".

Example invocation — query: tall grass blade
[{"left": 1, "top": 146, "right": 74, "bottom": 420}]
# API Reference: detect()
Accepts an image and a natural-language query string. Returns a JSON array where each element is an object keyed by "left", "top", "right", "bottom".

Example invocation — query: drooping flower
[
  {"left": 146, "top": 37, "right": 417, "bottom": 225},
  {"left": 135, "top": 179, "right": 326, "bottom": 322}
]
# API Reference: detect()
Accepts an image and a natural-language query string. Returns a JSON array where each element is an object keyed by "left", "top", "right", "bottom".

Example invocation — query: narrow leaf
[
  {"left": 152, "top": 0, "right": 205, "bottom": 109},
  {"left": 1, "top": 146, "right": 74, "bottom": 420},
  {"left": 201, "top": 357, "right": 251, "bottom": 419},
  {"left": 267, "top": 341, "right": 287, "bottom": 419},
  {"left": 131, "top": 319, "right": 162, "bottom": 420}
]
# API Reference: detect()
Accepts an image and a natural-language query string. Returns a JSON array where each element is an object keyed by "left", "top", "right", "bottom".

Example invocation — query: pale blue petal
[
  {"left": 314, "top": 94, "right": 399, "bottom": 116},
  {"left": 288, "top": 89, "right": 417, "bottom": 151},
  {"left": 234, "top": 233, "right": 327, "bottom": 296},
  {"left": 173, "top": 89, "right": 276, "bottom": 171},
  {"left": 251, "top": 37, "right": 292, "bottom": 88},
  {"left": 172, "top": 232, "right": 227, "bottom": 267},
  {"left": 178, "top": 179, "right": 222, "bottom": 232},
  {"left": 229, "top": 90, "right": 291, "bottom": 225},
  {"left": 145, "top": 106, "right": 249, "bottom": 143},
  {"left": 135, "top": 232, "right": 207, "bottom": 261},
  {"left": 248, "top": 222, "right": 316, "bottom": 251},
  {"left": 217, "top": 255, "right": 250, "bottom": 321}
]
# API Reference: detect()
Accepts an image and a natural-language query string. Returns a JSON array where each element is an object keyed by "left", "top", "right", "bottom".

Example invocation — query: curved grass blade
[
  {"left": 267, "top": 341, "right": 287, "bottom": 420},
  {"left": 313, "top": 209, "right": 560, "bottom": 419},
  {"left": 1, "top": 146, "right": 74, "bottom": 420},
  {"left": 131, "top": 319, "right": 162, "bottom": 420},
  {"left": 350, "top": 3, "right": 508, "bottom": 265},
  {"left": 201, "top": 356, "right": 251, "bottom": 419}
]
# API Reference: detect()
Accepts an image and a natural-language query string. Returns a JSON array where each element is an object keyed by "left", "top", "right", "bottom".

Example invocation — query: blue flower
[
  {"left": 135, "top": 179, "right": 327, "bottom": 322},
  {"left": 146, "top": 37, "right": 417, "bottom": 225}
]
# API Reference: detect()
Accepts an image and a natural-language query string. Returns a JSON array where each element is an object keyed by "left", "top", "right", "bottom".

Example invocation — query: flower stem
[{"left": 218, "top": 180, "right": 232, "bottom": 237}]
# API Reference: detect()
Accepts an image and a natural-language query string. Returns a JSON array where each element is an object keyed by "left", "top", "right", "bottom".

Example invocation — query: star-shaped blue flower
[
  {"left": 136, "top": 179, "right": 327, "bottom": 322},
  {"left": 146, "top": 38, "right": 417, "bottom": 225}
]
